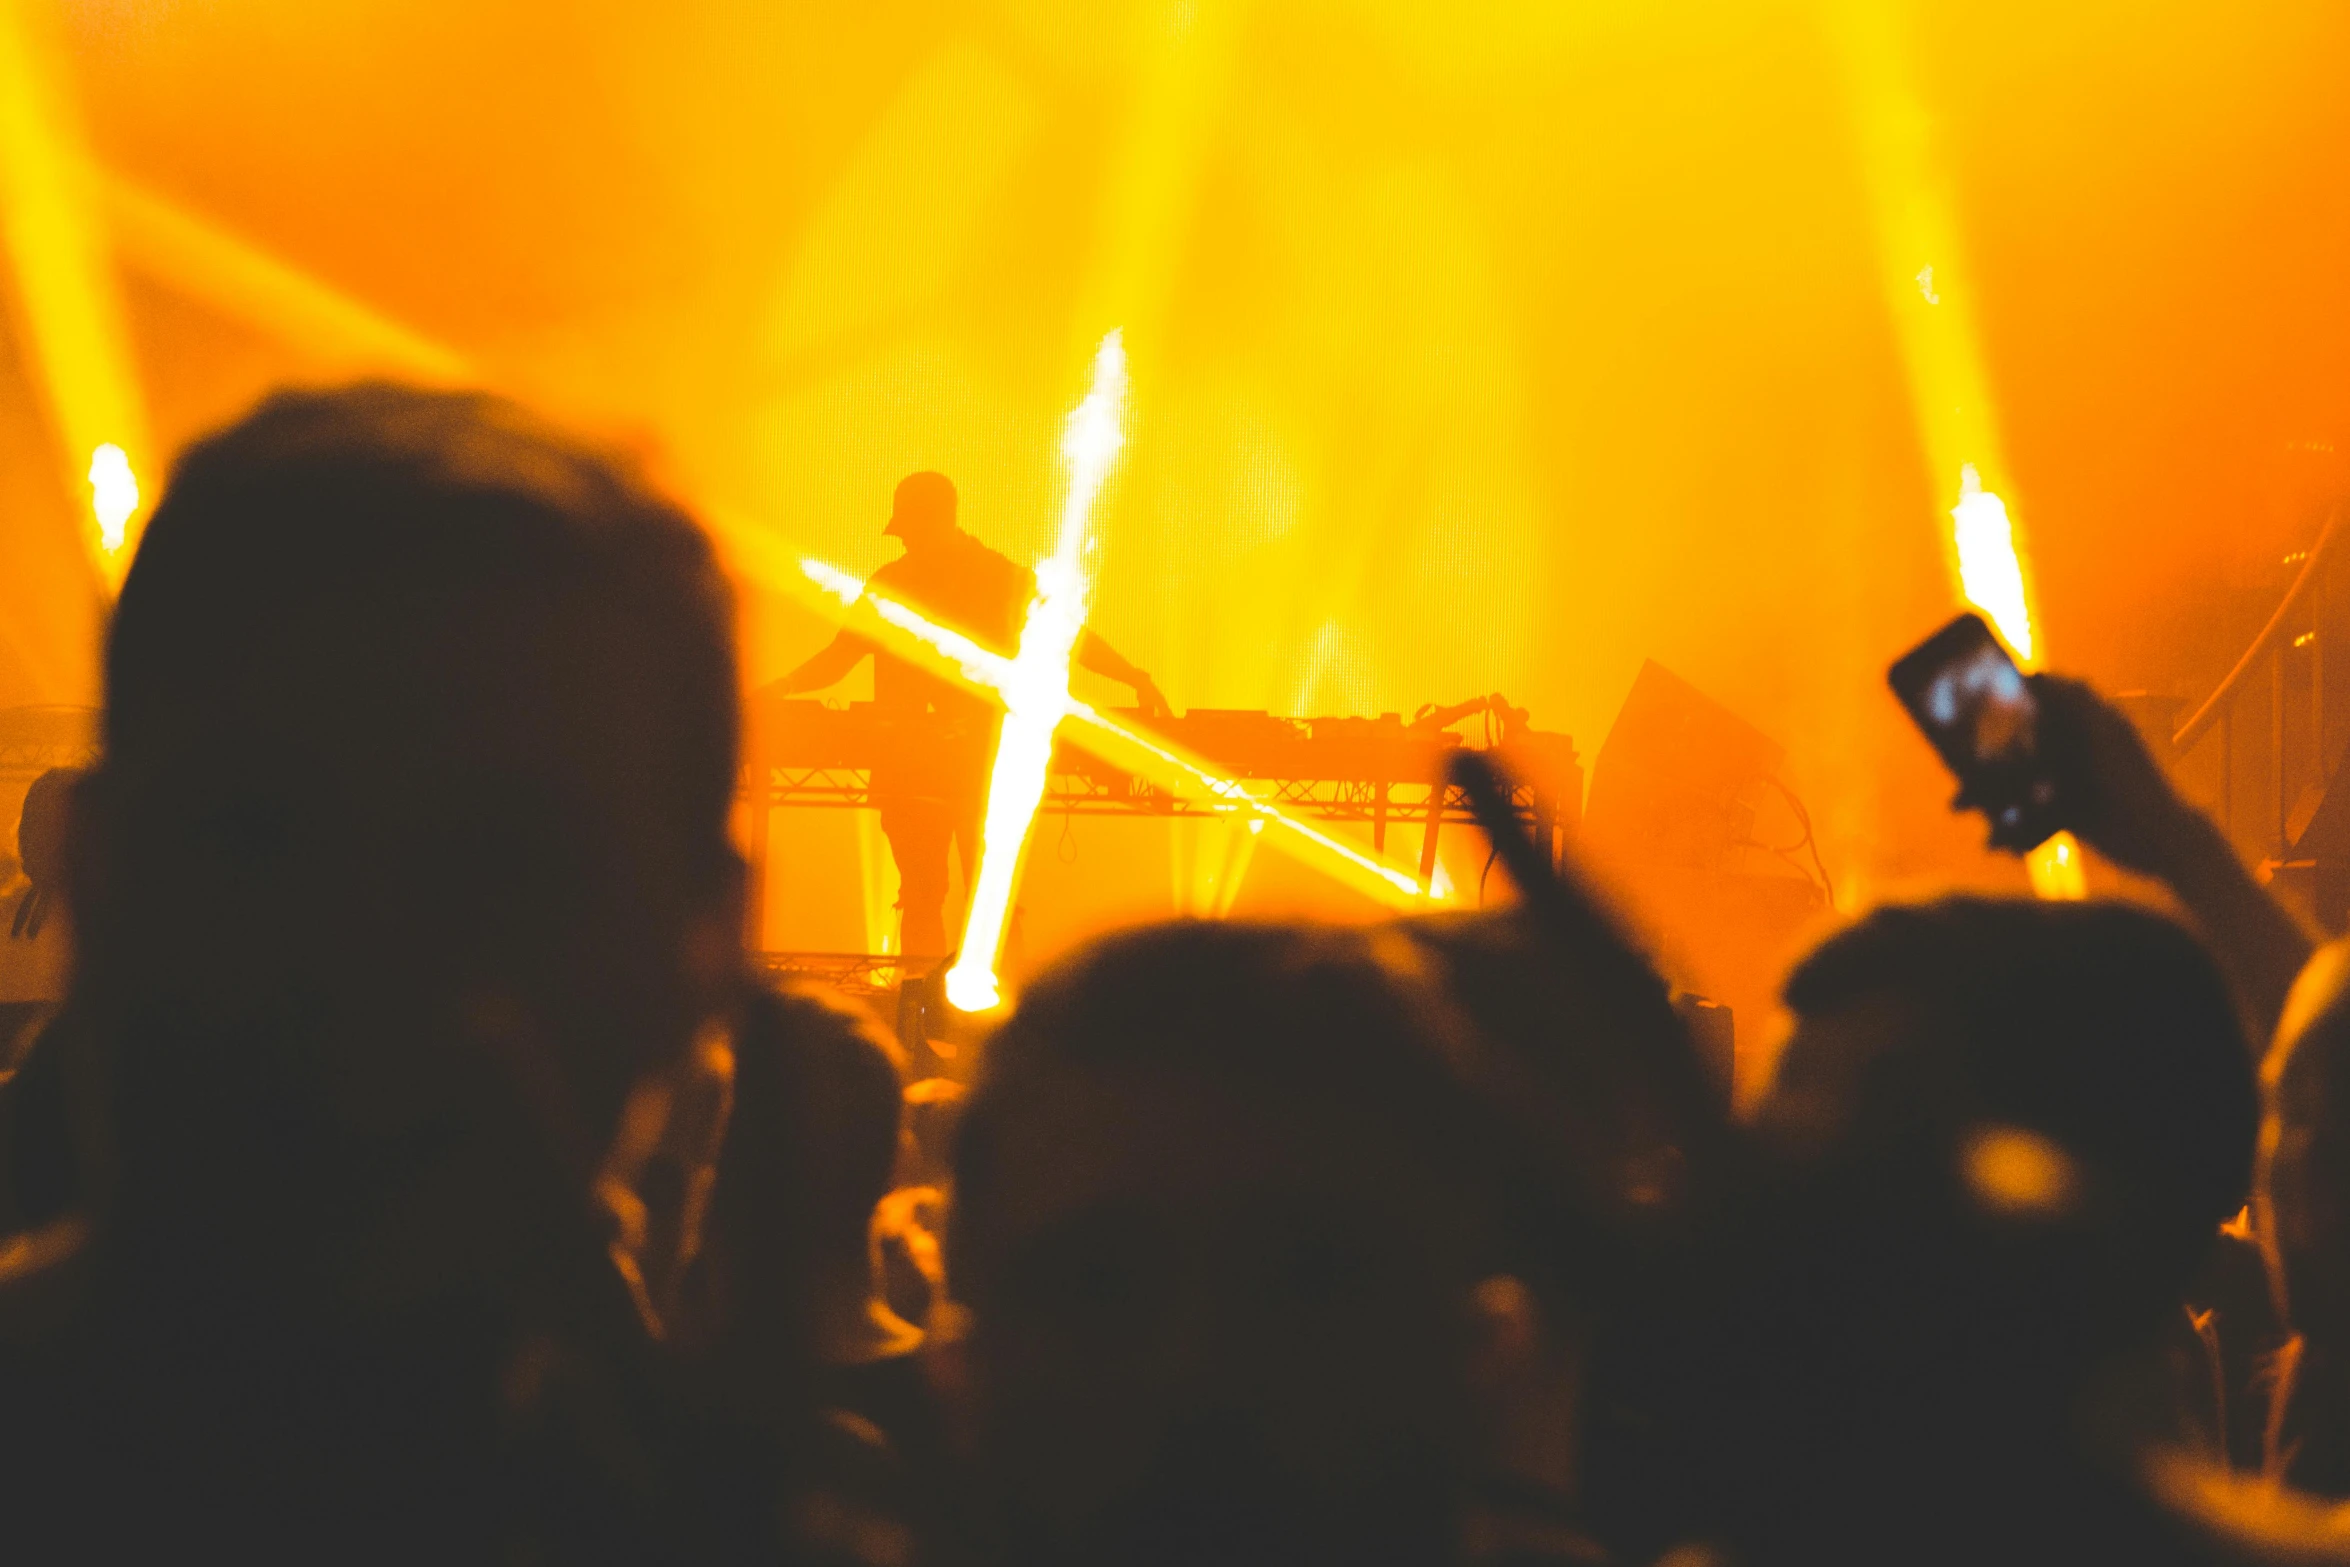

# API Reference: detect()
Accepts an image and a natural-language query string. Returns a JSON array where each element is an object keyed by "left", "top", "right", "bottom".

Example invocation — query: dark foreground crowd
[{"left": 3, "top": 383, "right": 2350, "bottom": 1566}]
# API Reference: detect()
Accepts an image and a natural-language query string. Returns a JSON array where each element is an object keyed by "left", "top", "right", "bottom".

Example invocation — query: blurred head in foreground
[
  {"left": 686, "top": 981, "right": 911, "bottom": 1401},
  {"left": 950, "top": 917, "right": 1656, "bottom": 1567},
  {"left": 21, "top": 383, "right": 744, "bottom": 1547},
  {"left": 1765, "top": 897, "right": 2252, "bottom": 1333},
  {"left": 1722, "top": 897, "right": 2253, "bottom": 1563}
]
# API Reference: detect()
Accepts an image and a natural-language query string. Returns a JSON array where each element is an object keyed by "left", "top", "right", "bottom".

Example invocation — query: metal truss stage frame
[
  {"left": 740, "top": 716, "right": 1585, "bottom": 969},
  {"left": 744, "top": 760, "right": 1578, "bottom": 883}
]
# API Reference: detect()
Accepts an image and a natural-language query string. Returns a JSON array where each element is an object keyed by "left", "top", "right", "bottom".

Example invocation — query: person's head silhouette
[
  {"left": 24, "top": 382, "right": 750, "bottom": 1556},
  {"left": 85, "top": 383, "right": 744, "bottom": 1218},
  {"left": 950, "top": 920, "right": 1582, "bottom": 1567},
  {"left": 9, "top": 767, "right": 76, "bottom": 941},
  {"left": 1705, "top": 897, "right": 2254, "bottom": 1567},
  {"left": 882, "top": 470, "right": 956, "bottom": 549}
]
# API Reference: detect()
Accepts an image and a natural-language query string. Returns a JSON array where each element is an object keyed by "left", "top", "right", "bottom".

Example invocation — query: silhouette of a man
[{"left": 773, "top": 472, "right": 1168, "bottom": 960}]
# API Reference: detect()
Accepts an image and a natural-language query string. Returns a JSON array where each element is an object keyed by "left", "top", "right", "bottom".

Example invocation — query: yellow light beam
[
  {"left": 96, "top": 167, "right": 472, "bottom": 383},
  {"left": 1824, "top": 0, "right": 2009, "bottom": 512},
  {"left": 0, "top": 0, "right": 151, "bottom": 584},
  {"left": 1065, "top": 1, "right": 1245, "bottom": 912},
  {"left": 1071, "top": 0, "right": 1244, "bottom": 355},
  {"left": 797, "top": 556, "right": 1017, "bottom": 688},
  {"left": 943, "top": 330, "right": 1131, "bottom": 1011},
  {"left": 1061, "top": 687, "right": 1436, "bottom": 907},
  {"left": 1823, "top": 0, "right": 2081, "bottom": 899},
  {"left": 1950, "top": 462, "right": 2034, "bottom": 662}
]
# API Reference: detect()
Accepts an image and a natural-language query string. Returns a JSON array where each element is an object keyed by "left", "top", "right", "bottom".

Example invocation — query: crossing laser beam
[
  {"left": 803, "top": 556, "right": 1016, "bottom": 690},
  {"left": 793, "top": 556, "right": 1439, "bottom": 921},
  {"left": 802, "top": 558, "right": 1434, "bottom": 902},
  {"left": 942, "top": 332, "right": 1130, "bottom": 1013}
]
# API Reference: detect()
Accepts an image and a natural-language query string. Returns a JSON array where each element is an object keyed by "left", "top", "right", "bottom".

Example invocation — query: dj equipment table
[{"left": 741, "top": 699, "right": 1583, "bottom": 940}]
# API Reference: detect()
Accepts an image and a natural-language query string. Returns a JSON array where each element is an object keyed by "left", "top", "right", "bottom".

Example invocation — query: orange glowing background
[{"left": 2, "top": 0, "right": 2347, "bottom": 990}]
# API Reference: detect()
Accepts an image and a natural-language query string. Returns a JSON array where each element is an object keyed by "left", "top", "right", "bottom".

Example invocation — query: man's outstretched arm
[
  {"left": 1076, "top": 631, "right": 1171, "bottom": 718},
  {"left": 773, "top": 628, "right": 871, "bottom": 697}
]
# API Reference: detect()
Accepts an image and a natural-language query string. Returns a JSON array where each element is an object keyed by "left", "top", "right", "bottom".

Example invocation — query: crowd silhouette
[{"left": 3, "top": 382, "right": 2348, "bottom": 1564}]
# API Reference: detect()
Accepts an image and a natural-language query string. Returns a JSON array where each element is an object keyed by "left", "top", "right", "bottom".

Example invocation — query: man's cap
[{"left": 885, "top": 471, "right": 957, "bottom": 537}]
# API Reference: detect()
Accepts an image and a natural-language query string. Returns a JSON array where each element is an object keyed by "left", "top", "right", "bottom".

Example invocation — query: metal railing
[{"left": 2170, "top": 504, "right": 2345, "bottom": 856}]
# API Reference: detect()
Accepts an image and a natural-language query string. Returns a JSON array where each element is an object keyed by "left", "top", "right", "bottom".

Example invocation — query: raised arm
[
  {"left": 773, "top": 627, "right": 872, "bottom": 698},
  {"left": 2039, "top": 673, "right": 2316, "bottom": 1044},
  {"left": 1076, "top": 630, "right": 1171, "bottom": 718}
]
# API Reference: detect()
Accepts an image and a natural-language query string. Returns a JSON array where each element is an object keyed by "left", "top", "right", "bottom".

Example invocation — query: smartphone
[{"left": 1889, "top": 613, "right": 2062, "bottom": 850}]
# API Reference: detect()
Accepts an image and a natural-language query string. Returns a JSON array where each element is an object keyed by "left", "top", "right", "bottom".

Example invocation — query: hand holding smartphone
[{"left": 1889, "top": 613, "right": 2063, "bottom": 852}]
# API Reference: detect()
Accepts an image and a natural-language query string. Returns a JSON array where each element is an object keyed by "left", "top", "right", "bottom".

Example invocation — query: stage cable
[{"left": 1755, "top": 775, "right": 1835, "bottom": 910}]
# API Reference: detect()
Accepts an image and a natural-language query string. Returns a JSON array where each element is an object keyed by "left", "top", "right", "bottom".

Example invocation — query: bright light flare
[
  {"left": 1961, "top": 1122, "right": 2079, "bottom": 1220},
  {"left": 1943, "top": 464, "right": 2082, "bottom": 898},
  {"left": 0, "top": 0, "right": 151, "bottom": 591},
  {"left": 1945, "top": 462, "right": 2077, "bottom": 892},
  {"left": 1950, "top": 464, "right": 2033, "bottom": 662},
  {"left": 2027, "top": 831, "right": 2087, "bottom": 900},
  {"left": 88, "top": 442, "right": 137, "bottom": 552},
  {"left": 944, "top": 331, "right": 1130, "bottom": 1013}
]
